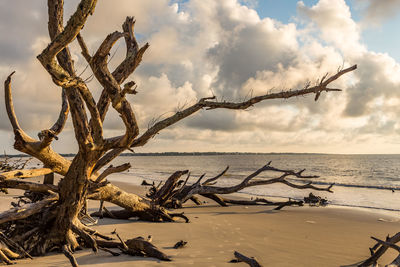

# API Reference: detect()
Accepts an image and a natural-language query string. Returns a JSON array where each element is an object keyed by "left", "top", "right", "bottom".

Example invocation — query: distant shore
[
  {"left": 4, "top": 151, "right": 400, "bottom": 158},
  {"left": 3, "top": 181, "right": 400, "bottom": 266}
]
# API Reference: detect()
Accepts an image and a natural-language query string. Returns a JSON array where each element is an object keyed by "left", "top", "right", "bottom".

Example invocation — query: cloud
[
  {"left": 0, "top": 1, "right": 47, "bottom": 65},
  {"left": 357, "top": 0, "right": 400, "bottom": 26},
  {"left": 297, "top": 0, "right": 365, "bottom": 56}
]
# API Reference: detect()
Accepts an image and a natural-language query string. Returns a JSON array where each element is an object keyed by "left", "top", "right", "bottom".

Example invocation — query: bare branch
[
  {"left": 359, "top": 232, "right": 400, "bottom": 266},
  {"left": 0, "top": 194, "right": 58, "bottom": 225},
  {"left": 93, "top": 148, "right": 124, "bottom": 173},
  {"left": 371, "top": 237, "right": 400, "bottom": 253},
  {"left": 152, "top": 170, "right": 189, "bottom": 205},
  {"left": 45, "top": 0, "right": 104, "bottom": 149},
  {"left": 4, "top": 72, "right": 21, "bottom": 132},
  {"left": 93, "top": 31, "right": 125, "bottom": 60},
  {"left": 51, "top": 85, "right": 69, "bottom": 135},
  {"left": 132, "top": 64, "right": 356, "bottom": 148},
  {"left": 76, "top": 33, "right": 91, "bottom": 62},
  {"left": 62, "top": 245, "right": 78, "bottom": 267},
  {"left": 83, "top": 30, "right": 139, "bottom": 150},
  {"left": 4, "top": 72, "right": 71, "bottom": 173},
  {"left": 202, "top": 166, "right": 229, "bottom": 185},
  {"left": 38, "top": 89, "right": 69, "bottom": 148},
  {"left": 37, "top": 0, "right": 97, "bottom": 85},
  {"left": 168, "top": 163, "right": 333, "bottom": 204},
  {"left": 0, "top": 168, "right": 53, "bottom": 180},
  {"left": 122, "top": 81, "right": 137, "bottom": 96},
  {"left": 0, "top": 179, "right": 58, "bottom": 193},
  {"left": 95, "top": 163, "right": 131, "bottom": 183}
]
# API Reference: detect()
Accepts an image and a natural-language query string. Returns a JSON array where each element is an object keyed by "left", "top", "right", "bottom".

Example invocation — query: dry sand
[{"left": 3, "top": 182, "right": 400, "bottom": 267}]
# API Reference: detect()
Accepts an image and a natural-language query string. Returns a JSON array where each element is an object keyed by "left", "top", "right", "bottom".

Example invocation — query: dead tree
[{"left": 0, "top": 0, "right": 356, "bottom": 265}]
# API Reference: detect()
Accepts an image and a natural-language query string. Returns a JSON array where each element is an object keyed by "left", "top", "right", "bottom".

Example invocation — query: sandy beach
[{"left": 2, "top": 181, "right": 400, "bottom": 267}]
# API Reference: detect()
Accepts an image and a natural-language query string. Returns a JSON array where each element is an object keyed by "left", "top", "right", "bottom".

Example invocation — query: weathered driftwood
[
  {"left": 0, "top": 156, "right": 32, "bottom": 172},
  {"left": 0, "top": 194, "right": 58, "bottom": 225},
  {"left": 355, "top": 232, "right": 400, "bottom": 266},
  {"left": 232, "top": 251, "right": 262, "bottom": 267},
  {"left": 173, "top": 240, "right": 187, "bottom": 249},
  {"left": 143, "top": 162, "right": 332, "bottom": 209},
  {"left": 96, "top": 236, "right": 170, "bottom": 261},
  {"left": 0, "top": 168, "right": 53, "bottom": 180}
]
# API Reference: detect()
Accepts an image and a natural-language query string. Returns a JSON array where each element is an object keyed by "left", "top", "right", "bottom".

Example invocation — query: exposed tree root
[
  {"left": 0, "top": 191, "right": 172, "bottom": 265},
  {"left": 62, "top": 245, "right": 78, "bottom": 267}
]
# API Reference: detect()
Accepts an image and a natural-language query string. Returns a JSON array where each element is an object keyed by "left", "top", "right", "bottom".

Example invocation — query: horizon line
[{"left": 2, "top": 151, "right": 400, "bottom": 157}]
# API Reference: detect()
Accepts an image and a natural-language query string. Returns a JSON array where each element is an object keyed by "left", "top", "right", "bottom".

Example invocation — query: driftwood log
[{"left": 0, "top": 0, "right": 356, "bottom": 265}]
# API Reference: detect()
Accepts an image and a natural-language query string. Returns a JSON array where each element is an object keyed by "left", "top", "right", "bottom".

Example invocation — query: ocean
[{"left": 106, "top": 154, "right": 400, "bottom": 213}]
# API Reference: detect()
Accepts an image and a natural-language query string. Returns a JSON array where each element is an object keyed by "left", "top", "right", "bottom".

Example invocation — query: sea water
[
  {"left": 106, "top": 154, "right": 400, "bottom": 213},
  {"left": 13, "top": 153, "right": 400, "bottom": 213}
]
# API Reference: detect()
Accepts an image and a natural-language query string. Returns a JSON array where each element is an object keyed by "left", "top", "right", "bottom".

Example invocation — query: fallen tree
[
  {"left": 0, "top": 0, "right": 356, "bottom": 265},
  {"left": 91, "top": 163, "right": 333, "bottom": 220}
]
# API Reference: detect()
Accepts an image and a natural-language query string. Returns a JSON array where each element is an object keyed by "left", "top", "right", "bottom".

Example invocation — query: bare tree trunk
[{"left": 51, "top": 153, "right": 94, "bottom": 249}]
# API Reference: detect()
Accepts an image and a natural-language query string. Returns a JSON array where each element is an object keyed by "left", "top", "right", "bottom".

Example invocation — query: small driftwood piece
[
  {"left": 304, "top": 193, "right": 328, "bottom": 206},
  {"left": 232, "top": 251, "right": 262, "bottom": 267},
  {"left": 173, "top": 240, "right": 187, "bottom": 249},
  {"left": 97, "top": 236, "right": 170, "bottom": 261},
  {"left": 141, "top": 180, "right": 154, "bottom": 186}
]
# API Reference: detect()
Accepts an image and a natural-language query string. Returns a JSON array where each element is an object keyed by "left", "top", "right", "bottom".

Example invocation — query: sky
[{"left": 1, "top": 0, "right": 400, "bottom": 154}]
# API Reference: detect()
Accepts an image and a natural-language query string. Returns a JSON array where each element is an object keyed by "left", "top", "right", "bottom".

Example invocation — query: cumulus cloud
[{"left": 297, "top": 0, "right": 365, "bottom": 56}]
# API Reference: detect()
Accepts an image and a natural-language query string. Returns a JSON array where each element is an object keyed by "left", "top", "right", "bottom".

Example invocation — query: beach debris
[
  {"left": 230, "top": 251, "right": 262, "bottom": 267},
  {"left": 304, "top": 193, "right": 328, "bottom": 206},
  {"left": 99, "top": 230, "right": 171, "bottom": 261},
  {"left": 0, "top": 155, "right": 32, "bottom": 173},
  {"left": 173, "top": 240, "right": 187, "bottom": 249},
  {"left": 141, "top": 180, "right": 154, "bottom": 186}
]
